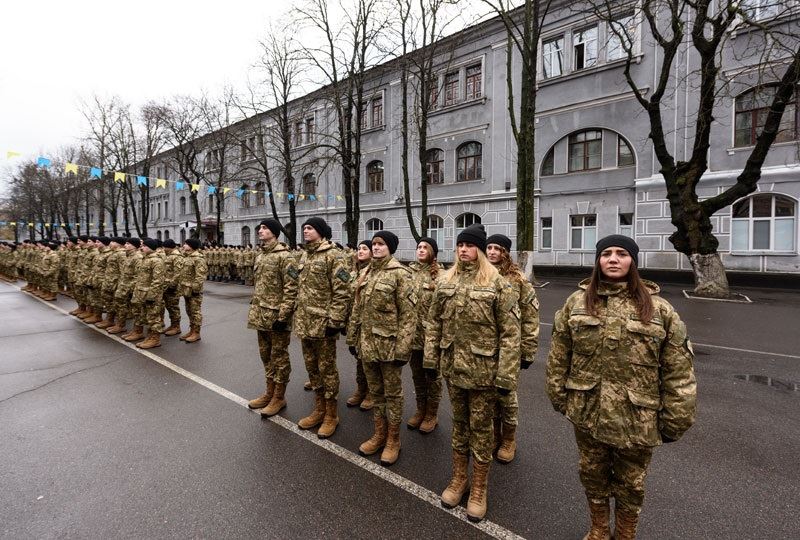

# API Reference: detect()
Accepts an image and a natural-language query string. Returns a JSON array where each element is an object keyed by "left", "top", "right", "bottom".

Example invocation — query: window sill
[
  {"left": 362, "top": 124, "right": 386, "bottom": 134},
  {"left": 429, "top": 96, "right": 487, "bottom": 117},
  {"left": 726, "top": 140, "right": 799, "bottom": 155},
  {"left": 730, "top": 11, "right": 800, "bottom": 38},
  {"left": 730, "top": 251, "right": 797, "bottom": 257},
  {"left": 292, "top": 142, "right": 316, "bottom": 150},
  {"left": 539, "top": 55, "right": 644, "bottom": 87}
]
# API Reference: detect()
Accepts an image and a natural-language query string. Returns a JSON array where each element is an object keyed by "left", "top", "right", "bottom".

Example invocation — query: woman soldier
[
  {"left": 345, "top": 239, "right": 374, "bottom": 410},
  {"left": 546, "top": 235, "right": 696, "bottom": 540},
  {"left": 348, "top": 231, "right": 417, "bottom": 466},
  {"left": 485, "top": 234, "right": 539, "bottom": 463},
  {"left": 425, "top": 224, "right": 521, "bottom": 522},
  {"left": 406, "top": 236, "right": 443, "bottom": 433}
]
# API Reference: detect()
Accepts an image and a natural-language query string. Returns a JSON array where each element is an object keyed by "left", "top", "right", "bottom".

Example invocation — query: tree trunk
[
  {"left": 517, "top": 250, "right": 537, "bottom": 283},
  {"left": 688, "top": 253, "right": 730, "bottom": 298}
]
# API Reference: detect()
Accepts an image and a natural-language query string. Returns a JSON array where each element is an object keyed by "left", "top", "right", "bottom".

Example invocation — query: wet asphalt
[{"left": 0, "top": 277, "right": 798, "bottom": 539}]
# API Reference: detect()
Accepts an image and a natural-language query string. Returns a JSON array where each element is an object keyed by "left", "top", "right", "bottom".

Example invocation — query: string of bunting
[{"left": 3, "top": 151, "right": 346, "bottom": 203}]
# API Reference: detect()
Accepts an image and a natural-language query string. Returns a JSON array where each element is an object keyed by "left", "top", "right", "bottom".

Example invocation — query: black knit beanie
[
  {"left": 163, "top": 239, "right": 177, "bottom": 249},
  {"left": 126, "top": 237, "right": 141, "bottom": 248},
  {"left": 372, "top": 231, "right": 399, "bottom": 254},
  {"left": 486, "top": 234, "right": 512, "bottom": 253},
  {"left": 98, "top": 236, "right": 111, "bottom": 246},
  {"left": 595, "top": 234, "right": 639, "bottom": 267},
  {"left": 259, "top": 218, "right": 282, "bottom": 238},
  {"left": 358, "top": 239, "right": 372, "bottom": 250},
  {"left": 456, "top": 224, "right": 487, "bottom": 252},
  {"left": 302, "top": 217, "right": 328, "bottom": 239},
  {"left": 142, "top": 238, "right": 158, "bottom": 250},
  {"left": 418, "top": 236, "right": 439, "bottom": 256},
  {"left": 184, "top": 238, "right": 201, "bottom": 250}
]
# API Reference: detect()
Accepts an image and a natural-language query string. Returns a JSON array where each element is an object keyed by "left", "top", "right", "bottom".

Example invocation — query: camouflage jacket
[
  {"left": 163, "top": 251, "right": 182, "bottom": 290},
  {"left": 102, "top": 248, "right": 126, "bottom": 292},
  {"left": 293, "top": 239, "right": 352, "bottom": 339},
  {"left": 409, "top": 261, "right": 443, "bottom": 351},
  {"left": 40, "top": 250, "right": 59, "bottom": 278},
  {"left": 502, "top": 272, "right": 540, "bottom": 361},
  {"left": 178, "top": 251, "right": 207, "bottom": 296},
  {"left": 131, "top": 251, "right": 165, "bottom": 303},
  {"left": 545, "top": 279, "right": 697, "bottom": 448},
  {"left": 115, "top": 251, "right": 143, "bottom": 298},
  {"left": 66, "top": 247, "right": 79, "bottom": 281},
  {"left": 247, "top": 241, "right": 299, "bottom": 331},
  {"left": 79, "top": 247, "right": 99, "bottom": 287},
  {"left": 347, "top": 256, "right": 417, "bottom": 362},
  {"left": 424, "top": 262, "right": 521, "bottom": 391},
  {"left": 90, "top": 247, "right": 110, "bottom": 288}
]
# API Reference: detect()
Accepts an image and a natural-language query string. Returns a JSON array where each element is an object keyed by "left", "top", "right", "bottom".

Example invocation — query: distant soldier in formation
[
  {"left": 127, "top": 238, "right": 165, "bottom": 349},
  {"left": 344, "top": 239, "right": 373, "bottom": 410},
  {"left": 108, "top": 238, "right": 143, "bottom": 335},
  {"left": 162, "top": 239, "right": 183, "bottom": 336},
  {"left": 95, "top": 238, "right": 126, "bottom": 329},
  {"left": 177, "top": 238, "right": 206, "bottom": 343}
]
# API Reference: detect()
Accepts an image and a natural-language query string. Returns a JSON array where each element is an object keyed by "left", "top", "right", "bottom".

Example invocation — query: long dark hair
[
  {"left": 584, "top": 261, "right": 654, "bottom": 322},
  {"left": 496, "top": 250, "right": 525, "bottom": 285}
]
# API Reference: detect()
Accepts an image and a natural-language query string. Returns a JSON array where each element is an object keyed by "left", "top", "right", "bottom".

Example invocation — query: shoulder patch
[
  {"left": 287, "top": 266, "right": 300, "bottom": 280},
  {"left": 336, "top": 267, "right": 352, "bottom": 283}
]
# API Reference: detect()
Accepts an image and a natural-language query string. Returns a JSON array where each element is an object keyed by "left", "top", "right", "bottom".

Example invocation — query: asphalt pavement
[{"left": 1, "top": 276, "right": 798, "bottom": 539}]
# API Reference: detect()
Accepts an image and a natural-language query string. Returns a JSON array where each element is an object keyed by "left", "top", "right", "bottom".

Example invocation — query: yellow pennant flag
[
  {"left": 156, "top": 178, "right": 167, "bottom": 189},
  {"left": 222, "top": 187, "right": 231, "bottom": 194},
  {"left": 102, "top": 222, "right": 107, "bottom": 227},
  {"left": 298, "top": 194, "right": 305, "bottom": 201},
  {"left": 60, "top": 223, "right": 66, "bottom": 227},
  {"left": 6, "top": 151, "right": 21, "bottom": 159},
  {"left": 336, "top": 195, "right": 344, "bottom": 201},
  {"left": 114, "top": 172, "right": 126, "bottom": 183},
  {"left": 89, "top": 222, "right": 94, "bottom": 227},
  {"left": 191, "top": 183, "right": 200, "bottom": 192},
  {"left": 65, "top": 163, "right": 79, "bottom": 174},
  {"left": 250, "top": 190, "right": 257, "bottom": 194},
  {"left": 45, "top": 223, "right": 51, "bottom": 228},
  {"left": 28, "top": 222, "right": 34, "bottom": 227},
  {"left": 9, "top": 221, "right": 16, "bottom": 226}
]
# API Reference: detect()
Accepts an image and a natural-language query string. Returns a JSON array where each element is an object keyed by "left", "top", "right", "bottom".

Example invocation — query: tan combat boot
[
  {"left": 179, "top": 328, "right": 192, "bottom": 340},
  {"left": 77, "top": 308, "right": 93, "bottom": 320},
  {"left": 419, "top": 399, "right": 439, "bottom": 433},
  {"left": 345, "top": 383, "right": 367, "bottom": 407},
  {"left": 441, "top": 450, "right": 470, "bottom": 508},
  {"left": 163, "top": 322, "right": 181, "bottom": 336},
  {"left": 298, "top": 391, "right": 325, "bottom": 430},
  {"left": 613, "top": 506, "right": 640, "bottom": 540},
  {"left": 583, "top": 499, "right": 612, "bottom": 540},
  {"left": 496, "top": 422, "right": 517, "bottom": 464},
  {"left": 136, "top": 332, "right": 161, "bottom": 349},
  {"left": 123, "top": 325, "right": 145, "bottom": 342},
  {"left": 261, "top": 382, "right": 287, "bottom": 417},
  {"left": 84, "top": 311, "right": 102, "bottom": 324},
  {"left": 184, "top": 326, "right": 201, "bottom": 343},
  {"left": 95, "top": 314, "right": 114, "bottom": 329},
  {"left": 107, "top": 322, "right": 126, "bottom": 334},
  {"left": 466, "top": 460, "right": 490, "bottom": 522},
  {"left": 248, "top": 379, "right": 275, "bottom": 410},
  {"left": 406, "top": 399, "right": 426, "bottom": 430},
  {"left": 380, "top": 422, "right": 401, "bottom": 466},
  {"left": 358, "top": 414, "right": 387, "bottom": 456},
  {"left": 359, "top": 393, "right": 375, "bottom": 411},
  {"left": 69, "top": 306, "right": 83, "bottom": 316},
  {"left": 317, "top": 398, "right": 339, "bottom": 439}
]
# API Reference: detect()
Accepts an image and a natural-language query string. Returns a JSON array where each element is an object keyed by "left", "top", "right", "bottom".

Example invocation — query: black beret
[
  {"left": 372, "top": 230, "right": 399, "bottom": 254},
  {"left": 258, "top": 219, "right": 281, "bottom": 237},
  {"left": 418, "top": 236, "right": 439, "bottom": 256},
  {"left": 358, "top": 239, "right": 372, "bottom": 250},
  {"left": 302, "top": 217, "right": 328, "bottom": 239},
  {"left": 142, "top": 238, "right": 158, "bottom": 250},
  {"left": 456, "top": 224, "right": 487, "bottom": 252},
  {"left": 78, "top": 235, "right": 89, "bottom": 242},
  {"left": 486, "top": 234, "right": 512, "bottom": 253}
]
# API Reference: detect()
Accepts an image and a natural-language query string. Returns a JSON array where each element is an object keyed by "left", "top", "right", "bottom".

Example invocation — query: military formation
[{"left": 0, "top": 223, "right": 697, "bottom": 538}]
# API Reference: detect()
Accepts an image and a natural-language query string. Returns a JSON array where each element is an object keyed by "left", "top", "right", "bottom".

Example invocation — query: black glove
[
  {"left": 325, "top": 326, "right": 341, "bottom": 337},
  {"left": 272, "top": 320, "right": 288, "bottom": 332},
  {"left": 661, "top": 433, "right": 677, "bottom": 444},
  {"left": 521, "top": 358, "right": 533, "bottom": 370},
  {"left": 497, "top": 387, "right": 511, "bottom": 396},
  {"left": 348, "top": 346, "right": 357, "bottom": 357},
  {"left": 391, "top": 359, "right": 408, "bottom": 366}
]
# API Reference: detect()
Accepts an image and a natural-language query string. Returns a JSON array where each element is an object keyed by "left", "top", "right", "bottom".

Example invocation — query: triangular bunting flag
[
  {"left": 236, "top": 189, "right": 245, "bottom": 198},
  {"left": 222, "top": 187, "right": 231, "bottom": 194},
  {"left": 176, "top": 181, "right": 185, "bottom": 190},
  {"left": 37, "top": 157, "right": 51, "bottom": 167},
  {"left": 309, "top": 195, "right": 317, "bottom": 201},
  {"left": 191, "top": 183, "right": 200, "bottom": 192},
  {"left": 90, "top": 167, "right": 102, "bottom": 178},
  {"left": 6, "top": 151, "right": 21, "bottom": 159},
  {"left": 136, "top": 175, "right": 148, "bottom": 186},
  {"left": 114, "top": 172, "right": 126, "bottom": 182},
  {"left": 156, "top": 178, "right": 167, "bottom": 189},
  {"left": 208, "top": 185, "right": 217, "bottom": 194},
  {"left": 65, "top": 163, "right": 79, "bottom": 174}
]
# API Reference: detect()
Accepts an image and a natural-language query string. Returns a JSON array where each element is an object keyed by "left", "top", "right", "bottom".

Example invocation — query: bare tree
[{"left": 582, "top": 0, "right": 800, "bottom": 297}]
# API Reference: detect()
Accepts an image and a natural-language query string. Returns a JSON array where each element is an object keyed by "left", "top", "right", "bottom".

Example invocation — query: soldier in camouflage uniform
[
  {"left": 294, "top": 217, "right": 351, "bottom": 439},
  {"left": 56, "top": 242, "right": 69, "bottom": 297},
  {"left": 425, "top": 224, "right": 521, "bottom": 523},
  {"left": 178, "top": 238, "right": 206, "bottom": 343},
  {"left": 64, "top": 237, "right": 79, "bottom": 298},
  {"left": 546, "top": 235, "right": 696, "bottom": 540},
  {"left": 246, "top": 219, "right": 299, "bottom": 417},
  {"left": 83, "top": 237, "right": 111, "bottom": 324},
  {"left": 162, "top": 239, "right": 183, "bottom": 336},
  {"left": 95, "top": 238, "right": 126, "bottom": 329},
  {"left": 348, "top": 231, "right": 416, "bottom": 465},
  {"left": 127, "top": 238, "right": 166, "bottom": 349},
  {"left": 486, "top": 234, "right": 539, "bottom": 464},
  {"left": 109, "top": 238, "right": 143, "bottom": 335},
  {"left": 244, "top": 245, "right": 256, "bottom": 286},
  {"left": 39, "top": 242, "right": 60, "bottom": 301},
  {"left": 344, "top": 240, "right": 372, "bottom": 410},
  {"left": 407, "top": 237, "right": 443, "bottom": 433},
  {"left": 70, "top": 236, "right": 91, "bottom": 317},
  {"left": 77, "top": 237, "right": 100, "bottom": 321}
]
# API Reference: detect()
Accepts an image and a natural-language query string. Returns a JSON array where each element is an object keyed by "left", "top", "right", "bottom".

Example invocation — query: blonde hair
[{"left": 443, "top": 249, "right": 498, "bottom": 286}]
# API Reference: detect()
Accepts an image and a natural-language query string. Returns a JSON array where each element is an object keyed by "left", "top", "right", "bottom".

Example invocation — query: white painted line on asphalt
[{"left": 11, "top": 285, "right": 524, "bottom": 540}]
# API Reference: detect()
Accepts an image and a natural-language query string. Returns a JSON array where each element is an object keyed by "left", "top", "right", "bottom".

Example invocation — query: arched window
[
  {"left": 426, "top": 214, "right": 444, "bottom": 250},
  {"left": 156, "top": 231, "right": 162, "bottom": 241},
  {"left": 179, "top": 196, "right": 186, "bottom": 215},
  {"left": 618, "top": 136, "right": 635, "bottom": 167},
  {"left": 367, "top": 161, "right": 384, "bottom": 192},
  {"left": 255, "top": 182, "right": 265, "bottom": 206},
  {"left": 302, "top": 173, "right": 316, "bottom": 196},
  {"left": 425, "top": 149, "right": 444, "bottom": 184},
  {"left": 241, "top": 184, "right": 251, "bottom": 209},
  {"left": 456, "top": 212, "right": 481, "bottom": 229},
  {"left": 731, "top": 194, "right": 796, "bottom": 252},
  {"left": 241, "top": 226, "right": 251, "bottom": 247},
  {"left": 735, "top": 84, "right": 798, "bottom": 147},
  {"left": 366, "top": 218, "right": 384, "bottom": 233},
  {"left": 457, "top": 142, "right": 482, "bottom": 182},
  {"left": 542, "top": 148, "right": 555, "bottom": 176},
  {"left": 568, "top": 130, "right": 602, "bottom": 172},
  {"left": 164, "top": 230, "right": 170, "bottom": 240},
  {"left": 180, "top": 229, "right": 186, "bottom": 243}
]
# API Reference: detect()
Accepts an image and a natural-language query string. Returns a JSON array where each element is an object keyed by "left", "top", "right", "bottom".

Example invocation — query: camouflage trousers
[
  {"left": 301, "top": 337, "right": 339, "bottom": 400},
  {"left": 183, "top": 293, "right": 203, "bottom": 327},
  {"left": 44, "top": 276, "right": 58, "bottom": 295},
  {"left": 495, "top": 390, "right": 519, "bottom": 426},
  {"left": 257, "top": 330, "right": 291, "bottom": 384},
  {"left": 102, "top": 289, "right": 116, "bottom": 314},
  {"left": 355, "top": 356, "right": 366, "bottom": 389},
  {"left": 409, "top": 350, "right": 442, "bottom": 406},
  {"left": 163, "top": 288, "right": 181, "bottom": 325},
  {"left": 447, "top": 382, "right": 497, "bottom": 464},
  {"left": 89, "top": 287, "right": 105, "bottom": 311},
  {"left": 113, "top": 293, "right": 132, "bottom": 322},
  {"left": 134, "top": 300, "right": 165, "bottom": 333},
  {"left": 574, "top": 427, "right": 654, "bottom": 515},
  {"left": 363, "top": 360, "right": 404, "bottom": 424}
]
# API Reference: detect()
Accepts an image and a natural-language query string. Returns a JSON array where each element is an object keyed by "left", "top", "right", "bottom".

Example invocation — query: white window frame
[
  {"left": 542, "top": 36, "right": 565, "bottom": 79},
  {"left": 541, "top": 217, "right": 553, "bottom": 250},
  {"left": 570, "top": 214, "right": 597, "bottom": 250},
  {"left": 606, "top": 13, "right": 637, "bottom": 62},
  {"left": 426, "top": 215, "right": 445, "bottom": 251},
  {"left": 731, "top": 195, "right": 797, "bottom": 252},
  {"left": 619, "top": 213, "right": 634, "bottom": 237},
  {"left": 366, "top": 218, "right": 384, "bottom": 234},
  {"left": 573, "top": 25, "right": 598, "bottom": 71}
]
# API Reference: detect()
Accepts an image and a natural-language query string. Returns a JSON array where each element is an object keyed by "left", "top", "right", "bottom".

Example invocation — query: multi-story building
[{"left": 121, "top": 1, "right": 799, "bottom": 273}]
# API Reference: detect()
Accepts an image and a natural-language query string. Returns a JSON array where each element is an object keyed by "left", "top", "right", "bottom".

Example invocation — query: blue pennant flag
[
  {"left": 208, "top": 185, "right": 217, "bottom": 194},
  {"left": 236, "top": 189, "right": 245, "bottom": 198},
  {"left": 90, "top": 167, "right": 102, "bottom": 179},
  {"left": 309, "top": 195, "right": 317, "bottom": 201},
  {"left": 328, "top": 194, "right": 335, "bottom": 200},
  {"left": 287, "top": 194, "right": 294, "bottom": 201},
  {"left": 175, "top": 181, "right": 185, "bottom": 190},
  {"left": 37, "top": 157, "right": 51, "bottom": 167},
  {"left": 136, "top": 175, "right": 148, "bottom": 186},
  {"left": 266, "top": 192, "right": 272, "bottom": 197}
]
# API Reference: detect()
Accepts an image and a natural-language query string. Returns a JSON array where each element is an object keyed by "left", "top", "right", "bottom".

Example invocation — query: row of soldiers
[
  {"left": 0, "top": 236, "right": 207, "bottom": 348},
  {"left": 205, "top": 245, "right": 257, "bottom": 285}
]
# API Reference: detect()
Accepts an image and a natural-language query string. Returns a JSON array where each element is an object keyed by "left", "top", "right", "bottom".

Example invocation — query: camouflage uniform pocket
[
  {"left": 625, "top": 319, "right": 666, "bottom": 390},
  {"left": 569, "top": 315, "right": 603, "bottom": 356},
  {"left": 565, "top": 377, "right": 600, "bottom": 428},
  {"left": 466, "top": 343, "right": 497, "bottom": 387},
  {"left": 467, "top": 289, "right": 496, "bottom": 323},
  {"left": 625, "top": 388, "right": 661, "bottom": 446}
]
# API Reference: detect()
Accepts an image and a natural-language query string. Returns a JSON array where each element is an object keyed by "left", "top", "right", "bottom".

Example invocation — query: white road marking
[{"left": 11, "top": 285, "right": 524, "bottom": 540}]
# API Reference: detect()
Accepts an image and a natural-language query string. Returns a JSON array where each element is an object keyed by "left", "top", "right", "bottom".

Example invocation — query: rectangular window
[
  {"left": 541, "top": 217, "right": 553, "bottom": 249},
  {"left": 570, "top": 215, "right": 597, "bottom": 250},
  {"left": 543, "top": 37, "right": 565, "bottom": 79},
  {"left": 607, "top": 15, "right": 636, "bottom": 61},
  {"left": 428, "top": 78, "right": 439, "bottom": 109},
  {"left": 240, "top": 142, "right": 247, "bottom": 162},
  {"left": 444, "top": 72, "right": 459, "bottom": 106},
  {"left": 465, "top": 64, "right": 482, "bottom": 100},
  {"left": 619, "top": 213, "right": 633, "bottom": 237},
  {"left": 618, "top": 136, "right": 634, "bottom": 167},
  {"left": 361, "top": 103, "right": 369, "bottom": 130},
  {"left": 742, "top": 0, "right": 781, "bottom": 20},
  {"left": 574, "top": 26, "right": 598, "bottom": 70},
  {"left": 294, "top": 122, "right": 303, "bottom": 147},
  {"left": 249, "top": 137, "right": 256, "bottom": 158},
  {"left": 569, "top": 130, "right": 603, "bottom": 172},
  {"left": 305, "top": 117, "right": 315, "bottom": 144},
  {"left": 371, "top": 97, "right": 383, "bottom": 127}
]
